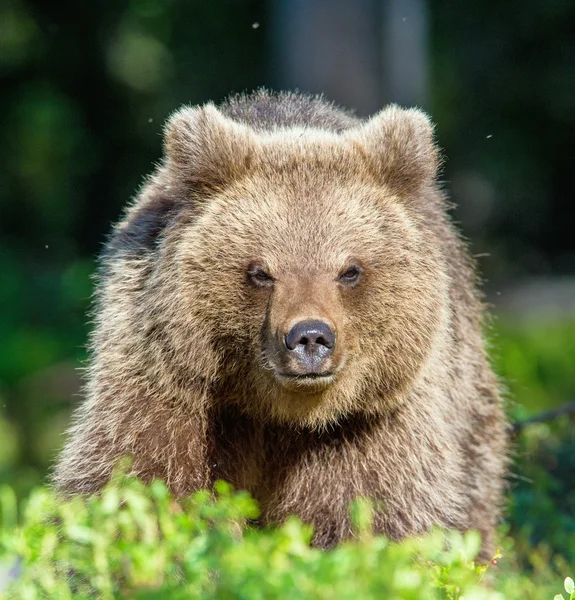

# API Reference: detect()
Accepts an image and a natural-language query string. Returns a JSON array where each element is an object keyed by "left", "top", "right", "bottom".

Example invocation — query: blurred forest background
[{"left": 0, "top": 0, "right": 573, "bottom": 568}]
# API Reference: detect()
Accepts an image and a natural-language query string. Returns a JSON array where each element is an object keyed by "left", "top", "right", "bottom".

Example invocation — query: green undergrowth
[
  {"left": 507, "top": 417, "right": 575, "bottom": 571},
  {"left": 492, "top": 314, "right": 575, "bottom": 418},
  {"left": 0, "top": 472, "right": 571, "bottom": 600}
]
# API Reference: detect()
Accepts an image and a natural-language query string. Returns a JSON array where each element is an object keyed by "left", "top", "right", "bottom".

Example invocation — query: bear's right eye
[{"left": 247, "top": 265, "right": 274, "bottom": 288}]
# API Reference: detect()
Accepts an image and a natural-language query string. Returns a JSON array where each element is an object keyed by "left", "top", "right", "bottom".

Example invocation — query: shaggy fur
[{"left": 53, "top": 90, "right": 507, "bottom": 561}]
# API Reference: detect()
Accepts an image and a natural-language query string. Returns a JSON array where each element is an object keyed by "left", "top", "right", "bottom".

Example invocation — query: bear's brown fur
[{"left": 53, "top": 90, "right": 507, "bottom": 560}]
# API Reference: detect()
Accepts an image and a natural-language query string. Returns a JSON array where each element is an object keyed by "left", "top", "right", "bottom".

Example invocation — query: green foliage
[
  {"left": 486, "top": 317, "right": 575, "bottom": 570},
  {"left": 493, "top": 316, "right": 575, "bottom": 417},
  {"left": 507, "top": 418, "right": 575, "bottom": 568},
  {"left": 554, "top": 577, "right": 575, "bottom": 600},
  {"left": 0, "top": 249, "right": 92, "bottom": 496},
  {"left": 0, "top": 473, "right": 569, "bottom": 600}
]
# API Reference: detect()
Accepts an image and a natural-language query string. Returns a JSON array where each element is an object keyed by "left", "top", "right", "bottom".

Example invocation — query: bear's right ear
[{"left": 164, "top": 104, "right": 256, "bottom": 191}]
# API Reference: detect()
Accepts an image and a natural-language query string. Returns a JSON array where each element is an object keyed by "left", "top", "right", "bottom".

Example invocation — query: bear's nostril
[{"left": 285, "top": 320, "right": 336, "bottom": 353}]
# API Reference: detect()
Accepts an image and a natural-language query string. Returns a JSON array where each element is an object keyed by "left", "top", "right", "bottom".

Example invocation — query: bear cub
[{"left": 54, "top": 90, "right": 507, "bottom": 561}]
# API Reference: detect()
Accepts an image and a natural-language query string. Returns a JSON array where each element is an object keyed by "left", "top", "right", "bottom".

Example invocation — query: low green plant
[
  {"left": 555, "top": 577, "right": 575, "bottom": 600},
  {"left": 0, "top": 472, "right": 570, "bottom": 600}
]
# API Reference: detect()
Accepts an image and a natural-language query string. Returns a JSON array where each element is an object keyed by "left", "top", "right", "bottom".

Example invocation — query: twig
[{"left": 512, "top": 400, "right": 575, "bottom": 433}]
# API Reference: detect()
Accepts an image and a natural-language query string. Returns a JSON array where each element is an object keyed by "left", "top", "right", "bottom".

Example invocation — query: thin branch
[{"left": 512, "top": 400, "right": 575, "bottom": 433}]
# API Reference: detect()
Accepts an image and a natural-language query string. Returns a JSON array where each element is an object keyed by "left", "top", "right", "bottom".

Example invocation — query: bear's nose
[{"left": 284, "top": 320, "right": 336, "bottom": 355}]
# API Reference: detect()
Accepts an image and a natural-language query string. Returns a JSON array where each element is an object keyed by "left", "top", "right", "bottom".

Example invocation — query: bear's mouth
[
  {"left": 278, "top": 372, "right": 333, "bottom": 379},
  {"left": 274, "top": 371, "right": 336, "bottom": 389}
]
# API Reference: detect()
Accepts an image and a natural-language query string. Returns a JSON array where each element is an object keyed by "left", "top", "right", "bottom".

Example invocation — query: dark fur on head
[{"left": 53, "top": 90, "right": 507, "bottom": 562}]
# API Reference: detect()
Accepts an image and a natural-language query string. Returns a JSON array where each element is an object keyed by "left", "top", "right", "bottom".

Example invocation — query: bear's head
[{"left": 115, "top": 102, "right": 449, "bottom": 428}]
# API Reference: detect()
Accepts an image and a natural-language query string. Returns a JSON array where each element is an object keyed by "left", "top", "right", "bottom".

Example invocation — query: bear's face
[{"left": 160, "top": 105, "right": 449, "bottom": 427}]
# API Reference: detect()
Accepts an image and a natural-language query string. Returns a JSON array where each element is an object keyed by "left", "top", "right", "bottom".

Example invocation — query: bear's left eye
[
  {"left": 338, "top": 265, "right": 362, "bottom": 287},
  {"left": 247, "top": 265, "right": 274, "bottom": 288}
]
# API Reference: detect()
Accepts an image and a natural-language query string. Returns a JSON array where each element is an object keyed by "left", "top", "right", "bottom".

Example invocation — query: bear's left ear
[
  {"left": 347, "top": 105, "right": 440, "bottom": 196},
  {"left": 163, "top": 103, "right": 256, "bottom": 191}
]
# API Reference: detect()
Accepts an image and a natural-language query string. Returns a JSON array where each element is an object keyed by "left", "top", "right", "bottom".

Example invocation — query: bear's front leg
[{"left": 52, "top": 382, "right": 212, "bottom": 497}]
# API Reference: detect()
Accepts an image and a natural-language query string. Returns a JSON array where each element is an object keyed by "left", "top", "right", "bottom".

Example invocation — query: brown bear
[{"left": 53, "top": 90, "right": 507, "bottom": 560}]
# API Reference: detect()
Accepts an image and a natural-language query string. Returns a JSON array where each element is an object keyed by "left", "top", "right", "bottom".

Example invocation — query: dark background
[{"left": 0, "top": 0, "right": 574, "bottom": 550}]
